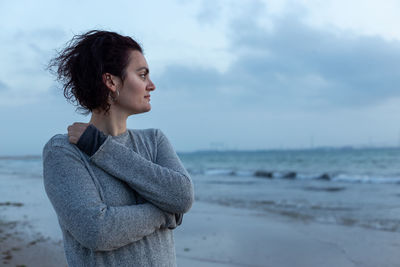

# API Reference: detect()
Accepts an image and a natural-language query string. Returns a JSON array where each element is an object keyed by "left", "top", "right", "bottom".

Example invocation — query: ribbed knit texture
[
  {"left": 76, "top": 124, "right": 108, "bottom": 157},
  {"left": 42, "top": 128, "right": 194, "bottom": 267}
]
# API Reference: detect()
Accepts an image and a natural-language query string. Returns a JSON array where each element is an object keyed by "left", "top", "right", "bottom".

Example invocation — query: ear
[{"left": 102, "top": 73, "right": 118, "bottom": 93}]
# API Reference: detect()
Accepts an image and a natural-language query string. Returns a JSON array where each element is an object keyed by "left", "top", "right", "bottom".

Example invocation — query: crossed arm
[
  {"left": 43, "top": 142, "right": 177, "bottom": 252},
  {"left": 87, "top": 128, "right": 194, "bottom": 214},
  {"left": 73, "top": 124, "right": 194, "bottom": 214}
]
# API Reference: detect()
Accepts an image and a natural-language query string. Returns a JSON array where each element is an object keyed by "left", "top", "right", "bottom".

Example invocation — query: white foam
[{"left": 332, "top": 174, "right": 400, "bottom": 184}]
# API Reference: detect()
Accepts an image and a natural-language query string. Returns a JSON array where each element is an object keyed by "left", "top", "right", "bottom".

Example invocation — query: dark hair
[{"left": 48, "top": 30, "right": 143, "bottom": 115}]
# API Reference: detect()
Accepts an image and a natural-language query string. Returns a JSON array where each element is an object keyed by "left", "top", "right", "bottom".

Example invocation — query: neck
[{"left": 89, "top": 106, "right": 128, "bottom": 136}]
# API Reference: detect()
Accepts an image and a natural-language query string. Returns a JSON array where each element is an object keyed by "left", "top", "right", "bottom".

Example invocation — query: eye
[{"left": 139, "top": 73, "right": 146, "bottom": 80}]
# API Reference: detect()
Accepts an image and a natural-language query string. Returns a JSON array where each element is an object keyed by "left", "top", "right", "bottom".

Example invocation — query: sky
[{"left": 1, "top": 0, "right": 400, "bottom": 155}]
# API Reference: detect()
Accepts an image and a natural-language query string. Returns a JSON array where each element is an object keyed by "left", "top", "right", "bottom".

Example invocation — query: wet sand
[
  {"left": 1, "top": 174, "right": 400, "bottom": 267},
  {"left": 175, "top": 201, "right": 400, "bottom": 267},
  {"left": 0, "top": 208, "right": 65, "bottom": 266}
]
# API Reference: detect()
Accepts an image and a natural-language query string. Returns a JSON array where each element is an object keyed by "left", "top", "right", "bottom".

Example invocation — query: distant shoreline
[{"left": 1, "top": 145, "right": 400, "bottom": 158}]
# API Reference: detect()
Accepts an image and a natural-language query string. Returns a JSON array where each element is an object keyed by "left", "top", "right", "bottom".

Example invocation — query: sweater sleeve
[
  {"left": 89, "top": 129, "right": 194, "bottom": 214},
  {"left": 76, "top": 124, "right": 107, "bottom": 157},
  {"left": 42, "top": 140, "right": 171, "bottom": 252}
]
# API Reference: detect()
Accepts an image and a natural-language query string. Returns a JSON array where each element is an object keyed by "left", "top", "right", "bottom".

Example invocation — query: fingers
[
  {"left": 68, "top": 135, "right": 79, "bottom": 144},
  {"left": 67, "top": 122, "right": 90, "bottom": 144},
  {"left": 175, "top": 213, "right": 183, "bottom": 226},
  {"left": 68, "top": 122, "right": 90, "bottom": 130},
  {"left": 164, "top": 212, "right": 178, "bottom": 230}
]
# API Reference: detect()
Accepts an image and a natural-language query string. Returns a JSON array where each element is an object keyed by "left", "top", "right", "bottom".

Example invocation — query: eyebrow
[{"left": 136, "top": 67, "right": 149, "bottom": 73}]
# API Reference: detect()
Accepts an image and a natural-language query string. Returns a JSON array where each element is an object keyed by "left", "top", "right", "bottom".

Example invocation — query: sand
[
  {"left": 175, "top": 201, "right": 400, "bottom": 267},
  {"left": 1, "top": 174, "right": 400, "bottom": 267}
]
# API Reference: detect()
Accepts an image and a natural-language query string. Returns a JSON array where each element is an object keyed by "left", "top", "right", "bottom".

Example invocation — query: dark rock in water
[
  {"left": 325, "top": 187, "right": 345, "bottom": 192},
  {"left": 304, "top": 186, "right": 346, "bottom": 192},
  {"left": 283, "top": 172, "right": 296, "bottom": 179},
  {"left": 255, "top": 200, "right": 275, "bottom": 205},
  {"left": 0, "top": 202, "right": 23, "bottom": 207},
  {"left": 317, "top": 173, "right": 331, "bottom": 181},
  {"left": 254, "top": 171, "right": 273, "bottom": 178}
]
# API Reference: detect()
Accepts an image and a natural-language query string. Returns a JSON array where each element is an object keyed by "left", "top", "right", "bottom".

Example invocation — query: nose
[{"left": 148, "top": 78, "right": 156, "bottom": 91}]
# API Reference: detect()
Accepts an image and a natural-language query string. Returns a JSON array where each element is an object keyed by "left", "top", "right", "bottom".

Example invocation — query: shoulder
[
  {"left": 44, "top": 133, "right": 74, "bottom": 149},
  {"left": 42, "top": 134, "right": 80, "bottom": 158},
  {"left": 128, "top": 128, "right": 166, "bottom": 142},
  {"left": 128, "top": 128, "right": 172, "bottom": 155}
]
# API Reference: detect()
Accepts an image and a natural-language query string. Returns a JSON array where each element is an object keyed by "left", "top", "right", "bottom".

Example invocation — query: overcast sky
[{"left": 1, "top": 0, "right": 400, "bottom": 155}]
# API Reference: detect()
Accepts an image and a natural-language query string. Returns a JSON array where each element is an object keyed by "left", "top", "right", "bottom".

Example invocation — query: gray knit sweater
[{"left": 42, "top": 128, "right": 194, "bottom": 267}]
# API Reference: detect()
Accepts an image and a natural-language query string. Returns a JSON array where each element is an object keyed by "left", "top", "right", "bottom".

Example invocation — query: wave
[{"left": 187, "top": 168, "right": 400, "bottom": 184}]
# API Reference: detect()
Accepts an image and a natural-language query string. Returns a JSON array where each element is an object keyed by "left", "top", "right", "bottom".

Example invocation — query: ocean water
[
  {"left": 1, "top": 148, "right": 399, "bottom": 233},
  {"left": 179, "top": 148, "right": 400, "bottom": 184}
]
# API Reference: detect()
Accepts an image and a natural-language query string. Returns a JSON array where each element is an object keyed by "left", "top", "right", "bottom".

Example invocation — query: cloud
[
  {"left": 156, "top": 5, "right": 400, "bottom": 111},
  {"left": 0, "top": 81, "right": 7, "bottom": 91},
  {"left": 13, "top": 28, "right": 66, "bottom": 42},
  {"left": 0, "top": 27, "right": 66, "bottom": 107},
  {"left": 196, "top": 0, "right": 223, "bottom": 25},
  {"left": 229, "top": 14, "right": 400, "bottom": 106}
]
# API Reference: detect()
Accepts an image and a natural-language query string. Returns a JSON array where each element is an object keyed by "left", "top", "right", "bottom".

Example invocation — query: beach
[
  {"left": 1, "top": 171, "right": 400, "bottom": 267},
  {"left": 176, "top": 202, "right": 400, "bottom": 267},
  {"left": 0, "top": 172, "right": 66, "bottom": 267}
]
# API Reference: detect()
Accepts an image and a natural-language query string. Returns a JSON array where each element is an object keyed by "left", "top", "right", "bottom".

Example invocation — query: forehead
[{"left": 127, "top": 50, "right": 148, "bottom": 70}]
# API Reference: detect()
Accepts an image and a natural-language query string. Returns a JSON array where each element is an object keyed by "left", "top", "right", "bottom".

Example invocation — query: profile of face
[{"left": 104, "top": 50, "right": 156, "bottom": 116}]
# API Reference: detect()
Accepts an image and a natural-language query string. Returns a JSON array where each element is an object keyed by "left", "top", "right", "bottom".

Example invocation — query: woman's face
[{"left": 114, "top": 50, "right": 156, "bottom": 115}]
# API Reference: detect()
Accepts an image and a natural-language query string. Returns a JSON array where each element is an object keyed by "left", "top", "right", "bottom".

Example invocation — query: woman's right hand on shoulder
[{"left": 67, "top": 122, "right": 90, "bottom": 144}]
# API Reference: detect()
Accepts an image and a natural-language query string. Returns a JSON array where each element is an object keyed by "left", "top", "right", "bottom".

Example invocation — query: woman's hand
[
  {"left": 67, "top": 122, "right": 90, "bottom": 144},
  {"left": 162, "top": 212, "right": 178, "bottom": 230}
]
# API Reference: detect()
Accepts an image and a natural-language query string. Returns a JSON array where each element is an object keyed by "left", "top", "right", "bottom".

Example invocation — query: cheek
[
  {"left": 122, "top": 80, "right": 145, "bottom": 101},
  {"left": 123, "top": 76, "right": 139, "bottom": 91}
]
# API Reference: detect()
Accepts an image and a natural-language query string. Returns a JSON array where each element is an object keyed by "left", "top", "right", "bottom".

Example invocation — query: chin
[
  {"left": 131, "top": 106, "right": 151, "bottom": 115},
  {"left": 143, "top": 105, "right": 151, "bottom": 112}
]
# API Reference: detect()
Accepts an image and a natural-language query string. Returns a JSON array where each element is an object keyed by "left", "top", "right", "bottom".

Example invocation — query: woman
[{"left": 43, "top": 30, "right": 194, "bottom": 267}]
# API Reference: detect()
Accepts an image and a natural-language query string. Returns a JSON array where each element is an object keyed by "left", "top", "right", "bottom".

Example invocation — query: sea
[{"left": 1, "top": 147, "right": 400, "bottom": 233}]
